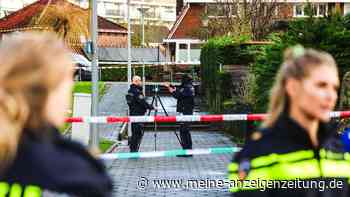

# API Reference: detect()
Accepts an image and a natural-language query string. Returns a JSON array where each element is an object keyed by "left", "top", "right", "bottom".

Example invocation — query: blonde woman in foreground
[{"left": 0, "top": 32, "right": 112, "bottom": 197}]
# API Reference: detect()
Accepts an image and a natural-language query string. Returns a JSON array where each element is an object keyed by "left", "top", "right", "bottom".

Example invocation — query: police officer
[
  {"left": 165, "top": 74, "right": 195, "bottom": 155},
  {"left": 126, "top": 75, "right": 154, "bottom": 152},
  {"left": 228, "top": 46, "right": 350, "bottom": 196}
]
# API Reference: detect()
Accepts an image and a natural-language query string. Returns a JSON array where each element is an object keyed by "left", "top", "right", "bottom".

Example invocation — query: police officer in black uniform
[
  {"left": 126, "top": 75, "right": 154, "bottom": 152},
  {"left": 228, "top": 46, "right": 350, "bottom": 196},
  {"left": 165, "top": 74, "right": 195, "bottom": 155}
]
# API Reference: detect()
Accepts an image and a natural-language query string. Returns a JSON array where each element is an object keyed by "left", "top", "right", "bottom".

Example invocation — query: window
[
  {"left": 230, "top": 4, "right": 238, "bottom": 16},
  {"left": 207, "top": 4, "right": 225, "bottom": 16},
  {"left": 295, "top": 4, "right": 303, "bottom": 16},
  {"left": 179, "top": 44, "right": 187, "bottom": 49},
  {"left": 145, "top": 6, "right": 159, "bottom": 19},
  {"left": 104, "top": 2, "right": 123, "bottom": 16},
  {"left": 319, "top": 4, "right": 327, "bottom": 16},
  {"left": 163, "top": 6, "right": 174, "bottom": 14},
  {"left": 275, "top": 6, "right": 279, "bottom": 16},
  {"left": 161, "top": 6, "right": 176, "bottom": 20},
  {"left": 206, "top": 3, "right": 236, "bottom": 17},
  {"left": 312, "top": 5, "right": 318, "bottom": 16},
  {"left": 293, "top": 3, "right": 328, "bottom": 17}
]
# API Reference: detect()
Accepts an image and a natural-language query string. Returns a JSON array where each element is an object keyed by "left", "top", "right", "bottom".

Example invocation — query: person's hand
[
  {"left": 169, "top": 87, "right": 176, "bottom": 93},
  {"left": 164, "top": 82, "right": 175, "bottom": 92},
  {"left": 163, "top": 82, "right": 171, "bottom": 88}
]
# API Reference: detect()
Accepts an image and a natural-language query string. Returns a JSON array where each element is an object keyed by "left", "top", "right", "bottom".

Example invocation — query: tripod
[{"left": 147, "top": 85, "right": 182, "bottom": 151}]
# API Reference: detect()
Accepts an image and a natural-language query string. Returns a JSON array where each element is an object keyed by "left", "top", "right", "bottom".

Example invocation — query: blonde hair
[
  {"left": 263, "top": 45, "right": 338, "bottom": 128},
  {"left": 0, "top": 32, "right": 73, "bottom": 171}
]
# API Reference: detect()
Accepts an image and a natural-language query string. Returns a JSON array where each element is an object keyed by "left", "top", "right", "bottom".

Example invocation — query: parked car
[{"left": 71, "top": 53, "right": 92, "bottom": 81}]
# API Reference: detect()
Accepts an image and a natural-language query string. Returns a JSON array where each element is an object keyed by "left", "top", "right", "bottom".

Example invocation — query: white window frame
[
  {"left": 206, "top": 3, "right": 237, "bottom": 19},
  {"left": 293, "top": 3, "right": 328, "bottom": 18}
]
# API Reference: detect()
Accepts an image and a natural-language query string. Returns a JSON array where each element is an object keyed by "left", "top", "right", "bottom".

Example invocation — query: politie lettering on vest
[
  {"left": 228, "top": 45, "right": 348, "bottom": 197},
  {"left": 0, "top": 32, "right": 113, "bottom": 197}
]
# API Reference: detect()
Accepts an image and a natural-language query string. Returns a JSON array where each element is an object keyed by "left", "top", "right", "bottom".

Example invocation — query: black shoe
[{"left": 176, "top": 154, "right": 193, "bottom": 157}]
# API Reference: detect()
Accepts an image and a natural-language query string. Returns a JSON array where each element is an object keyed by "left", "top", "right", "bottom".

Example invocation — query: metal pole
[
  {"left": 143, "top": 63, "right": 145, "bottom": 96},
  {"left": 90, "top": 0, "right": 99, "bottom": 148},
  {"left": 141, "top": 7, "right": 146, "bottom": 96},
  {"left": 141, "top": 4, "right": 145, "bottom": 47},
  {"left": 138, "top": 1, "right": 148, "bottom": 97},
  {"left": 127, "top": 0, "right": 132, "bottom": 140}
]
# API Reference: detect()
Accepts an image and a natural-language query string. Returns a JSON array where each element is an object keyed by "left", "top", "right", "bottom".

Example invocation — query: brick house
[
  {"left": 164, "top": 1, "right": 205, "bottom": 65},
  {"left": 0, "top": 0, "right": 128, "bottom": 54},
  {"left": 165, "top": 0, "right": 350, "bottom": 65}
]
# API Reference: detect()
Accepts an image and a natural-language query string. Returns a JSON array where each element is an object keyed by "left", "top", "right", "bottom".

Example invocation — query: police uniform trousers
[
  {"left": 130, "top": 123, "right": 143, "bottom": 152},
  {"left": 179, "top": 111, "right": 193, "bottom": 149}
]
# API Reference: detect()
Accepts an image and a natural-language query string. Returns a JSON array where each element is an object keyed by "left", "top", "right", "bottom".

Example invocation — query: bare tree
[
  {"left": 203, "top": 0, "right": 281, "bottom": 40},
  {"left": 29, "top": 1, "right": 90, "bottom": 45},
  {"left": 248, "top": 0, "right": 281, "bottom": 40}
]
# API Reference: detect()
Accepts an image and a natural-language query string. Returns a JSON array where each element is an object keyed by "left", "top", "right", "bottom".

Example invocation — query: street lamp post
[
  {"left": 89, "top": 0, "right": 99, "bottom": 149},
  {"left": 137, "top": 4, "right": 149, "bottom": 96},
  {"left": 137, "top": 5, "right": 149, "bottom": 47},
  {"left": 127, "top": 0, "right": 132, "bottom": 140}
]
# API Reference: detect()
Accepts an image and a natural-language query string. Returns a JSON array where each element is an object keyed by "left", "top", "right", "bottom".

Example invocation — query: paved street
[
  {"left": 98, "top": 83, "right": 129, "bottom": 140},
  {"left": 106, "top": 131, "right": 235, "bottom": 197},
  {"left": 99, "top": 84, "right": 236, "bottom": 196}
]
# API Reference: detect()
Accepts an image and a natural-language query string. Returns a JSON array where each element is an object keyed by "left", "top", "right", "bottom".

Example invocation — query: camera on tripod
[
  {"left": 152, "top": 85, "right": 160, "bottom": 93},
  {"left": 147, "top": 83, "right": 183, "bottom": 151}
]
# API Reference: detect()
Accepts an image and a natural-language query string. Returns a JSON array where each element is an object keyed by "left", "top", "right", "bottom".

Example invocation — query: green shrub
[
  {"left": 251, "top": 15, "right": 350, "bottom": 112},
  {"left": 200, "top": 35, "right": 254, "bottom": 113},
  {"left": 100, "top": 66, "right": 160, "bottom": 81},
  {"left": 101, "top": 68, "right": 127, "bottom": 81},
  {"left": 250, "top": 34, "right": 288, "bottom": 112}
]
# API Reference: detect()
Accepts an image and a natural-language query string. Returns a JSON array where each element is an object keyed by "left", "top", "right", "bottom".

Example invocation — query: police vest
[{"left": 227, "top": 149, "right": 350, "bottom": 192}]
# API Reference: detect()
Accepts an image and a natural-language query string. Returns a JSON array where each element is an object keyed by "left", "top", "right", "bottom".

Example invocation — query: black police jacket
[
  {"left": 172, "top": 83, "right": 195, "bottom": 115},
  {"left": 126, "top": 84, "right": 153, "bottom": 116},
  {"left": 228, "top": 112, "right": 350, "bottom": 197},
  {"left": 0, "top": 125, "right": 113, "bottom": 197}
]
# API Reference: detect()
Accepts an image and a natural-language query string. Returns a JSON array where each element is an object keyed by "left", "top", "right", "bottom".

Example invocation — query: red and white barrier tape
[{"left": 65, "top": 111, "right": 350, "bottom": 123}]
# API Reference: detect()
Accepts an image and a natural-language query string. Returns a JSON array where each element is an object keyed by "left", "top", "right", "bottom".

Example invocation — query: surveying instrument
[{"left": 147, "top": 84, "right": 182, "bottom": 151}]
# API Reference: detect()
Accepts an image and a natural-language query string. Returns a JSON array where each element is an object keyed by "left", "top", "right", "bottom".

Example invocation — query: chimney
[{"left": 176, "top": 0, "right": 184, "bottom": 16}]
